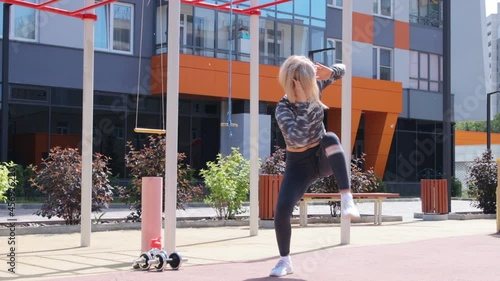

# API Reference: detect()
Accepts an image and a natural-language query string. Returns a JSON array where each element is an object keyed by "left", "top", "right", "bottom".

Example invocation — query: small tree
[
  {"left": 120, "top": 135, "right": 203, "bottom": 221},
  {"left": 0, "top": 162, "right": 18, "bottom": 202},
  {"left": 200, "top": 147, "right": 250, "bottom": 220},
  {"left": 466, "top": 149, "right": 497, "bottom": 214},
  {"left": 29, "top": 147, "right": 115, "bottom": 225}
]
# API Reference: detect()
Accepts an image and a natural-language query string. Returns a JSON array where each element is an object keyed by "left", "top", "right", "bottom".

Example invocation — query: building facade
[
  {"left": 487, "top": 2, "right": 500, "bottom": 114},
  {"left": 0, "top": 0, "right": 486, "bottom": 196}
]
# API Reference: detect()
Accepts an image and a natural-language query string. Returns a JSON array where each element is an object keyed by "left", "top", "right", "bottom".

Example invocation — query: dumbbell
[
  {"left": 148, "top": 251, "right": 186, "bottom": 271},
  {"left": 132, "top": 248, "right": 162, "bottom": 270},
  {"left": 166, "top": 252, "right": 186, "bottom": 270}
]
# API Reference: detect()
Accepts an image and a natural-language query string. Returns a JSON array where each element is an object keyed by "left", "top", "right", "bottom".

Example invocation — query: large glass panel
[
  {"left": 429, "top": 54, "right": 439, "bottom": 80},
  {"left": 277, "top": 22, "right": 292, "bottom": 62},
  {"left": 380, "top": 48, "right": 391, "bottom": 67},
  {"left": 156, "top": 5, "right": 167, "bottom": 54},
  {"left": 9, "top": 104, "right": 49, "bottom": 167},
  {"left": 429, "top": 0, "right": 440, "bottom": 27},
  {"left": 94, "top": 109, "right": 126, "bottom": 177},
  {"left": 373, "top": 48, "right": 378, "bottom": 79},
  {"left": 311, "top": 0, "right": 326, "bottom": 19},
  {"left": 311, "top": 28, "right": 325, "bottom": 61},
  {"left": 51, "top": 88, "right": 82, "bottom": 107},
  {"left": 294, "top": 0, "right": 310, "bottom": 16},
  {"left": 409, "top": 0, "right": 418, "bottom": 23},
  {"left": 95, "top": 6, "right": 109, "bottom": 49},
  {"left": 419, "top": 53, "right": 428, "bottom": 79},
  {"left": 237, "top": 15, "right": 250, "bottom": 55},
  {"left": 113, "top": 3, "right": 133, "bottom": 52},
  {"left": 293, "top": 25, "right": 309, "bottom": 57},
  {"left": 396, "top": 131, "right": 418, "bottom": 182},
  {"left": 50, "top": 106, "right": 82, "bottom": 147},
  {"left": 194, "top": 7, "right": 215, "bottom": 57},
  {"left": 410, "top": 51, "right": 418, "bottom": 78},
  {"left": 14, "top": 0, "right": 36, "bottom": 40},
  {"left": 217, "top": 12, "right": 230, "bottom": 51},
  {"left": 259, "top": 18, "right": 275, "bottom": 58},
  {"left": 380, "top": 66, "right": 391, "bottom": 80},
  {"left": 276, "top": 0, "right": 293, "bottom": 13},
  {"left": 180, "top": 5, "right": 194, "bottom": 54}
]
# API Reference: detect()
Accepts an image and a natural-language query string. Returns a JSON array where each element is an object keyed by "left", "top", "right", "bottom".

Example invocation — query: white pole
[
  {"left": 81, "top": 0, "right": 95, "bottom": 247},
  {"left": 165, "top": 0, "right": 180, "bottom": 253},
  {"left": 340, "top": 0, "right": 353, "bottom": 245},
  {"left": 249, "top": 0, "right": 259, "bottom": 236}
]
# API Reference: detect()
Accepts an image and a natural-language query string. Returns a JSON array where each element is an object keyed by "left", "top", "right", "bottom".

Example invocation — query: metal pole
[
  {"left": 487, "top": 93, "right": 491, "bottom": 151},
  {"left": 1, "top": 4, "right": 11, "bottom": 162},
  {"left": 249, "top": 0, "right": 259, "bottom": 236},
  {"left": 165, "top": 0, "right": 180, "bottom": 254},
  {"left": 341, "top": 0, "right": 352, "bottom": 245},
  {"left": 81, "top": 0, "right": 95, "bottom": 247},
  {"left": 443, "top": 0, "right": 452, "bottom": 213}
]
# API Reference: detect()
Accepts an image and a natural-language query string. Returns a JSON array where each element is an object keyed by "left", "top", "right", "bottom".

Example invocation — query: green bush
[
  {"left": 120, "top": 135, "right": 204, "bottom": 221},
  {"left": 451, "top": 176, "right": 463, "bottom": 198},
  {"left": 466, "top": 149, "right": 497, "bottom": 214},
  {"left": 29, "top": 147, "right": 116, "bottom": 225},
  {"left": 200, "top": 147, "right": 250, "bottom": 220},
  {"left": 0, "top": 162, "right": 17, "bottom": 202}
]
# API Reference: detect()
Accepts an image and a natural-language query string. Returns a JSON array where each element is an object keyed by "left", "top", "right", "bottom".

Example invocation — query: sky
[{"left": 486, "top": 0, "right": 500, "bottom": 16}]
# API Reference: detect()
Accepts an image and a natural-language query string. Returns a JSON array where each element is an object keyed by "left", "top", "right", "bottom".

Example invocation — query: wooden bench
[{"left": 299, "top": 192, "right": 400, "bottom": 226}]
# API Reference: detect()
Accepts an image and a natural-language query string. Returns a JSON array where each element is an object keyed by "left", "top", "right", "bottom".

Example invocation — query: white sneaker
[
  {"left": 269, "top": 259, "right": 293, "bottom": 277},
  {"left": 341, "top": 192, "right": 360, "bottom": 219}
]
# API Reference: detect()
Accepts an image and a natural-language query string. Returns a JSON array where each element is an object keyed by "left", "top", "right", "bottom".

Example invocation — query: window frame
[
  {"left": 409, "top": 50, "right": 443, "bottom": 92},
  {"left": 373, "top": 0, "right": 393, "bottom": 19},
  {"left": 10, "top": 0, "right": 39, "bottom": 42},
  {"left": 95, "top": 2, "right": 134, "bottom": 55},
  {"left": 326, "top": 38, "right": 342, "bottom": 65},
  {"left": 326, "top": 0, "right": 343, "bottom": 9},
  {"left": 373, "top": 46, "right": 393, "bottom": 81}
]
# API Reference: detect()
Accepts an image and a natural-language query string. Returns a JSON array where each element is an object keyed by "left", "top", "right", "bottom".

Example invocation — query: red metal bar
[
  {"left": 218, "top": 0, "right": 249, "bottom": 8},
  {"left": 0, "top": 0, "right": 117, "bottom": 20}
]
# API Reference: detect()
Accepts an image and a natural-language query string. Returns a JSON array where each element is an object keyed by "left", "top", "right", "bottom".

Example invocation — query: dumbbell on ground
[
  {"left": 148, "top": 251, "right": 186, "bottom": 271},
  {"left": 132, "top": 248, "right": 162, "bottom": 270}
]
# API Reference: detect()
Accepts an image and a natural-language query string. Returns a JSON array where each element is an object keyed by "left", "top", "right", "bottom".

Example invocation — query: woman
[{"left": 270, "top": 55, "right": 360, "bottom": 277}]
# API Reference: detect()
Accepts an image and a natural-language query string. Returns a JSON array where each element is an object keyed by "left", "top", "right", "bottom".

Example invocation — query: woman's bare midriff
[{"left": 286, "top": 141, "right": 320, "bottom": 152}]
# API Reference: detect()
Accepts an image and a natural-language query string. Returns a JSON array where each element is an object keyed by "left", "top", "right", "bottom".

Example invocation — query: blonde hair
[{"left": 278, "top": 55, "right": 328, "bottom": 109}]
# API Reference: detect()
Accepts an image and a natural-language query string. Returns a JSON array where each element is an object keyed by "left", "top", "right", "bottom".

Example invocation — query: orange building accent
[
  {"left": 326, "top": 108, "right": 362, "bottom": 151},
  {"left": 455, "top": 130, "right": 500, "bottom": 145},
  {"left": 151, "top": 54, "right": 402, "bottom": 178},
  {"left": 364, "top": 112, "right": 399, "bottom": 179},
  {"left": 352, "top": 12, "right": 374, "bottom": 44},
  {"left": 394, "top": 21, "right": 410, "bottom": 50}
]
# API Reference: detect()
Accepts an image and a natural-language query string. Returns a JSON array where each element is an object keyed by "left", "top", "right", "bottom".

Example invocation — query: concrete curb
[
  {"left": 0, "top": 215, "right": 403, "bottom": 236},
  {"left": 414, "top": 212, "right": 496, "bottom": 220}
]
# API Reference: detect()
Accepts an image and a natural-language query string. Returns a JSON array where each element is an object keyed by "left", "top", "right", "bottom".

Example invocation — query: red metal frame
[
  {"left": 0, "top": 0, "right": 118, "bottom": 20},
  {"left": 181, "top": 0, "right": 292, "bottom": 16}
]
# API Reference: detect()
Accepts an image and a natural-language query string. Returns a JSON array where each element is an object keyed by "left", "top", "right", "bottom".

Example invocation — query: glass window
[
  {"left": 410, "top": 51, "right": 418, "bottom": 78},
  {"left": 326, "top": 38, "right": 342, "bottom": 65},
  {"left": 410, "top": 51, "right": 442, "bottom": 92},
  {"left": 373, "top": 46, "right": 392, "bottom": 81},
  {"left": 155, "top": 5, "right": 167, "bottom": 54},
  {"left": 13, "top": 0, "right": 37, "bottom": 41},
  {"left": 429, "top": 54, "right": 439, "bottom": 80},
  {"left": 311, "top": 28, "right": 325, "bottom": 60},
  {"left": 373, "top": 0, "right": 392, "bottom": 18},
  {"left": 11, "top": 87, "right": 48, "bottom": 102},
  {"left": 294, "top": 0, "right": 310, "bottom": 16},
  {"left": 327, "top": 0, "right": 343, "bottom": 8},
  {"left": 217, "top": 12, "right": 230, "bottom": 51},
  {"left": 311, "top": 0, "right": 326, "bottom": 19},
  {"left": 194, "top": 7, "right": 215, "bottom": 57},
  {"left": 180, "top": 5, "right": 194, "bottom": 54},
  {"left": 259, "top": 18, "right": 275, "bottom": 58},
  {"left": 293, "top": 25, "right": 309, "bottom": 57},
  {"left": 419, "top": 53, "right": 428, "bottom": 79},
  {"left": 411, "top": 0, "right": 442, "bottom": 28},
  {"left": 237, "top": 15, "right": 250, "bottom": 55},
  {"left": 95, "top": 2, "right": 134, "bottom": 53},
  {"left": 277, "top": 22, "right": 292, "bottom": 61}
]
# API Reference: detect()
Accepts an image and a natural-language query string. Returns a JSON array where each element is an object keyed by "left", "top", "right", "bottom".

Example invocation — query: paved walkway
[{"left": 0, "top": 200, "right": 497, "bottom": 281}]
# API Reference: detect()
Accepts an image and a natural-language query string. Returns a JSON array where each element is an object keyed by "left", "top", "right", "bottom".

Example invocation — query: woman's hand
[
  {"left": 293, "top": 79, "right": 308, "bottom": 102},
  {"left": 314, "top": 62, "right": 333, "bottom": 80}
]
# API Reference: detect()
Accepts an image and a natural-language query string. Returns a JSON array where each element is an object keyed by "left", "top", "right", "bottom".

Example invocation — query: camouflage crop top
[{"left": 275, "top": 64, "right": 345, "bottom": 149}]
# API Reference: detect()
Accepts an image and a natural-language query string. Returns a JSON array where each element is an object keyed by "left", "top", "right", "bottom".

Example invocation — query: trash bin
[
  {"left": 259, "top": 174, "right": 283, "bottom": 220},
  {"left": 420, "top": 179, "right": 448, "bottom": 214}
]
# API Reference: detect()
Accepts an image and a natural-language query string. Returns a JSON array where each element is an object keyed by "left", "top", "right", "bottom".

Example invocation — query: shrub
[
  {"left": 200, "top": 147, "right": 250, "bottom": 220},
  {"left": 260, "top": 146, "right": 286, "bottom": 175},
  {"left": 0, "top": 162, "right": 18, "bottom": 202},
  {"left": 466, "top": 149, "right": 497, "bottom": 214},
  {"left": 120, "top": 135, "right": 203, "bottom": 221},
  {"left": 451, "top": 176, "right": 463, "bottom": 198},
  {"left": 29, "top": 147, "right": 115, "bottom": 225}
]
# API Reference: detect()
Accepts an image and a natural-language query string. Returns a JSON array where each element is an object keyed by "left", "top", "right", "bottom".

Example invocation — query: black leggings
[{"left": 274, "top": 132, "right": 349, "bottom": 257}]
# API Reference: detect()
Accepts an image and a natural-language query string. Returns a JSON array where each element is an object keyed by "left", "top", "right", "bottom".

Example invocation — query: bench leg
[
  {"left": 373, "top": 200, "right": 379, "bottom": 225},
  {"left": 377, "top": 199, "right": 383, "bottom": 225},
  {"left": 299, "top": 200, "right": 308, "bottom": 227}
]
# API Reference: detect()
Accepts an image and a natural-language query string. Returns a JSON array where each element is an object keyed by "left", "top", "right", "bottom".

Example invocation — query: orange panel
[
  {"left": 455, "top": 130, "right": 500, "bottom": 145},
  {"left": 325, "top": 108, "right": 361, "bottom": 152},
  {"left": 352, "top": 12, "right": 373, "bottom": 44},
  {"left": 394, "top": 21, "right": 410, "bottom": 50},
  {"left": 364, "top": 112, "right": 399, "bottom": 179}
]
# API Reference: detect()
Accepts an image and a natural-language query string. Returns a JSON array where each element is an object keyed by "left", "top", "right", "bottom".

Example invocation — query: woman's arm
[{"left": 316, "top": 63, "right": 346, "bottom": 92}]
